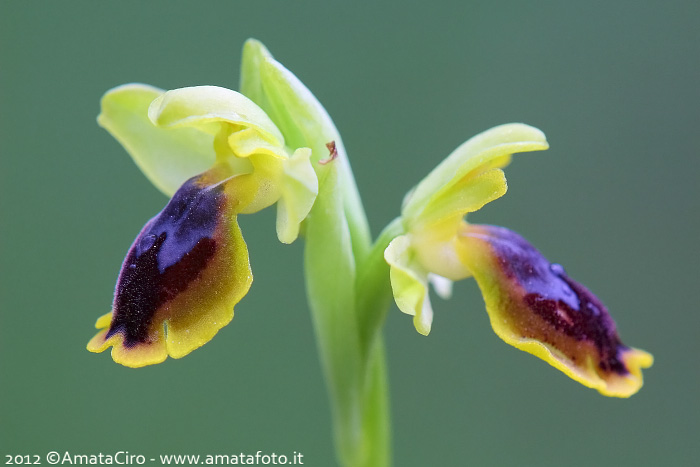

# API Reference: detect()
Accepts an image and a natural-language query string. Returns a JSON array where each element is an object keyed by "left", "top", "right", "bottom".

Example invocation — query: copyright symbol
[{"left": 46, "top": 452, "right": 60, "bottom": 464}]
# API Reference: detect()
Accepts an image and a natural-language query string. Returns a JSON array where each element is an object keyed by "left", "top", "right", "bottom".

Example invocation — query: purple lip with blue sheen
[
  {"left": 106, "top": 176, "right": 225, "bottom": 347},
  {"left": 463, "top": 224, "right": 632, "bottom": 376}
]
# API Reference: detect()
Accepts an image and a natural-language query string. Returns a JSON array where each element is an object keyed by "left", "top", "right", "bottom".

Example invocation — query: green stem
[
  {"left": 352, "top": 219, "right": 405, "bottom": 467},
  {"left": 356, "top": 218, "right": 405, "bottom": 355},
  {"left": 304, "top": 167, "right": 402, "bottom": 466},
  {"left": 359, "top": 337, "right": 391, "bottom": 466}
]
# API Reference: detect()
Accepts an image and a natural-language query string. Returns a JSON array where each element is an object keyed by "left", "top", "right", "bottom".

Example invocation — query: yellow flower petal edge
[
  {"left": 384, "top": 235, "right": 433, "bottom": 335},
  {"left": 457, "top": 223, "right": 653, "bottom": 397},
  {"left": 87, "top": 169, "right": 252, "bottom": 367},
  {"left": 98, "top": 84, "right": 215, "bottom": 196},
  {"left": 402, "top": 123, "right": 548, "bottom": 224},
  {"left": 414, "top": 168, "right": 508, "bottom": 231},
  {"left": 408, "top": 168, "right": 509, "bottom": 281},
  {"left": 277, "top": 147, "right": 318, "bottom": 244},
  {"left": 148, "top": 85, "right": 285, "bottom": 146}
]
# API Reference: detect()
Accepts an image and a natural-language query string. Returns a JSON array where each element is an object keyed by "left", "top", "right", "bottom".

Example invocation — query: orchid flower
[
  {"left": 87, "top": 84, "right": 317, "bottom": 367},
  {"left": 385, "top": 123, "right": 653, "bottom": 397},
  {"left": 87, "top": 39, "right": 652, "bottom": 466}
]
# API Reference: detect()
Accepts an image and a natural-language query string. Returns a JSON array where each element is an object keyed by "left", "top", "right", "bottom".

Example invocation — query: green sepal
[{"left": 98, "top": 84, "right": 215, "bottom": 197}]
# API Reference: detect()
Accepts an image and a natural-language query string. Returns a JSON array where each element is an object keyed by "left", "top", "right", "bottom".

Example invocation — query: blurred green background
[{"left": 2, "top": 1, "right": 698, "bottom": 465}]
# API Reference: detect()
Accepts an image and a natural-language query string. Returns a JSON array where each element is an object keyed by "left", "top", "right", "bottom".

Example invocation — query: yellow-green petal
[
  {"left": 404, "top": 168, "right": 508, "bottom": 280},
  {"left": 403, "top": 123, "right": 548, "bottom": 223},
  {"left": 148, "top": 85, "right": 284, "bottom": 146},
  {"left": 98, "top": 83, "right": 215, "bottom": 196},
  {"left": 277, "top": 148, "right": 318, "bottom": 243},
  {"left": 415, "top": 168, "right": 508, "bottom": 230},
  {"left": 227, "top": 127, "right": 287, "bottom": 160},
  {"left": 225, "top": 128, "right": 318, "bottom": 235},
  {"left": 384, "top": 235, "right": 433, "bottom": 335}
]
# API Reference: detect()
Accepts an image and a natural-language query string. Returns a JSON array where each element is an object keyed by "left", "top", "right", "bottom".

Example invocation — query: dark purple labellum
[
  {"left": 106, "top": 176, "right": 224, "bottom": 347},
  {"left": 474, "top": 225, "right": 629, "bottom": 375}
]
